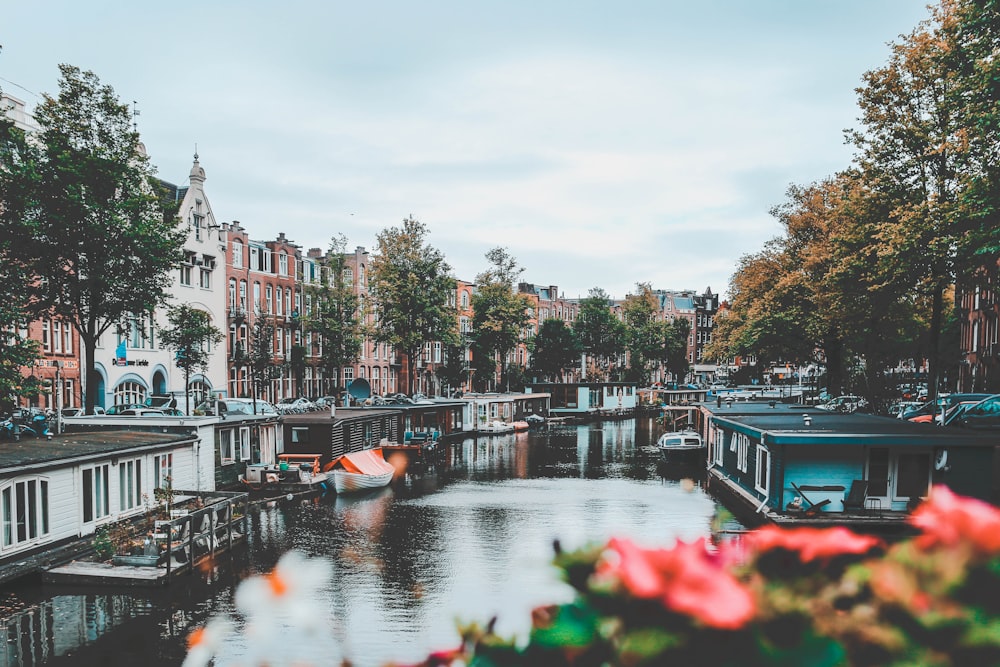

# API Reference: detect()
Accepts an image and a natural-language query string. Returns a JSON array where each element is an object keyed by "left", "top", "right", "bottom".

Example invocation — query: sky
[{"left": 1, "top": 1, "right": 933, "bottom": 301}]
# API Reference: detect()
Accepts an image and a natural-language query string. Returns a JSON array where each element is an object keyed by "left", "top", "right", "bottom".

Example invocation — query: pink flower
[
  {"left": 598, "top": 537, "right": 755, "bottom": 629},
  {"left": 747, "top": 526, "right": 882, "bottom": 562},
  {"left": 909, "top": 485, "right": 1000, "bottom": 554}
]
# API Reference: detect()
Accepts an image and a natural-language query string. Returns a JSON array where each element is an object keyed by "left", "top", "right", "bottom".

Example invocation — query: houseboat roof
[
  {"left": 0, "top": 430, "right": 194, "bottom": 471},
  {"left": 710, "top": 409, "right": 999, "bottom": 448}
]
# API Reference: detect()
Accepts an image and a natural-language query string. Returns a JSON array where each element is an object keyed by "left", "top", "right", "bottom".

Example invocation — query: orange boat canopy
[{"left": 325, "top": 448, "right": 394, "bottom": 475}]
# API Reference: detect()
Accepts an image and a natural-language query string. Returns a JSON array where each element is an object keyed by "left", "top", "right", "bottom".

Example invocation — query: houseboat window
[
  {"left": 896, "top": 453, "right": 930, "bottom": 499},
  {"left": 291, "top": 427, "right": 310, "bottom": 444},
  {"left": 712, "top": 428, "right": 724, "bottom": 466},
  {"left": 219, "top": 431, "right": 236, "bottom": 465},
  {"left": 82, "top": 465, "right": 110, "bottom": 523},
  {"left": 2, "top": 479, "right": 50, "bottom": 548},
  {"left": 755, "top": 445, "right": 770, "bottom": 494},
  {"left": 735, "top": 434, "right": 749, "bottom": 473},
  {"left": 868, "top": 448, "right": 890, "bottom": 497},
  {"left": 240, "top": 427, "right": 251, "bottom": 461},
  {"left": 491, "top": 404, "right": 498, "bottom": 418},
  {"left": 729, "top": 431, "right": 738, "bottom": 453},
  {"left": 119, "top": 459, "right": 143, "bottom": 512},
  {"left": 154, "top": 453, "right": 173, "bottom": 490}
]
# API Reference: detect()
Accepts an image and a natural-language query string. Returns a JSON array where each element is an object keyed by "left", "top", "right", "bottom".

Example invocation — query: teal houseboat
[{"left": 704, "top": 403, "right": 999, "bottom": 529}]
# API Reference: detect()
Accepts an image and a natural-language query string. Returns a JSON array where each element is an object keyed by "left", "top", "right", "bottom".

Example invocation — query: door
[{"left": 866, "top": 447, "right": 931, "bottom": 509}]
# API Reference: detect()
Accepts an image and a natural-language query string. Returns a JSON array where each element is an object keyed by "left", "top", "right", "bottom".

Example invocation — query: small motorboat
[
  {"left": 524, "top": 413, "right": 546, "bottom": 426},
  {"left": 479, "top": 420, "right": 515, "bottom": 434},
  {"left": 325, "top": 448, "right": 395, "bottom": 494},
  {"left": 511, "top": 420, "right": 530, "bottom": 432},
  {"left": 656, "top": 430, "right": 704, "bottom": 464}
]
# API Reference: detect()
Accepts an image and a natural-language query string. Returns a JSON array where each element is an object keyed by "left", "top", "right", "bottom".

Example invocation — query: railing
[{"left": 152, "top": 490, "right": 249, "bottom": 581}]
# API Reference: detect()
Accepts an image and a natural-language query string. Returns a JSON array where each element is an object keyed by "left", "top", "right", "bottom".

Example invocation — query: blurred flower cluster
[
  {"left": 401, "top": 485, "right": 1000, "bottom": 667},
  {"left": 184, "top": 485, "right": 1000, "bottom": 666}
]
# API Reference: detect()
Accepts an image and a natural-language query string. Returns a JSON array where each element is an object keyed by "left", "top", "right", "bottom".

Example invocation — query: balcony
[{"left": 228, "top": 308, "right": 247, "bottom": 321}]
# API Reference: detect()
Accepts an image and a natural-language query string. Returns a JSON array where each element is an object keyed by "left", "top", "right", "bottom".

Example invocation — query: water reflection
[{"left": 9, "top": 418, "right": 740, "bottom": 667}]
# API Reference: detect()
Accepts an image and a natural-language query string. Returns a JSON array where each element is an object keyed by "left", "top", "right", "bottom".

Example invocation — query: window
[
  {"left": 266, "top": 285, "right": 273, "bottom": 313},
  {"left": 180, "top": 264, "right": 192, "bottom": 286},
  {"left": 279, "top": 252, "right": 288, "bottom": 276},
  {"left": 433, "top": 342, "right": 442, "bottom": 363},
  {"left": 41, "top": 321, "right": 51, "bottom": 352},
  {"left": 232, "top": 240, "right": 244, "bottom": 268},
  {"left": 229, "top": 279, "right": 237, "bottom": 310},
  {"left": 62, "top": 322, "right": 73, "bottom": 355},
  {"left": 82, "top": 464, "right": 110, "bottom": 523},
  {"left": 1, "top": 478, "right": 49, "bottom": 549},
  {"left": 239, "top": 427, "right": 251, "bottom": 461},
  {"left": 754, "top": 445, "right": 770, "bottom": 494},
  {"left": 193, "top": 212, "right": 204, "bottom": 241},
  {"left": 291, "top": 427, "right": 310, "bottom": 444},
  {"left": 199, "top": 267, "right": 211, "bottom": 289},
  {"left": 119, "top": 458, "right": 142, "bottom": 511},
  {"left": 154, "top": 453, "right": 173, "bottom": 491},
  {"left": 114, "top": 381, "right": 146, "bottom": 406},
  {"left": 250, "top": 246, "right": 259, "bottom": 271},
  {"left": 219, "top": 430, "right": 235, "bottom": 465}
]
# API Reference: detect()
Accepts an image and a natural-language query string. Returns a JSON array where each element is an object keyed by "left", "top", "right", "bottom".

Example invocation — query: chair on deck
[
  {"left": 789, "top": 482, "right": 833, "bottom": 515},
  {"left": 843, "top": 480, "right": 869, "bottom": 512}
]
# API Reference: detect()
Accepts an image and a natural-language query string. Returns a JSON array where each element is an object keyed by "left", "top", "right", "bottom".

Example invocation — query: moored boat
[
  {"left": 479, "top": 420, "right": 515, "bottom": 434},
  {"left": 656, "top": 430, "right": 704, "bottom": 465},
  {"left": 325, "top": 448, "right": 395, "bottom": 494}
]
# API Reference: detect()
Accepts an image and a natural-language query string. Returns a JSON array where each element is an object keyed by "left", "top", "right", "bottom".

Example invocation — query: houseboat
[
  {"left": 453, "top": 392, "right": 550, "bottom": 433},
  {"left": 526, "top": 383, "right": 633, "bottom": 420},
  {"left": 703, "top": 402, "right": 1000, "bottom": 530},
  {"left": 0, "top": 426, "right": 217, "bottom": 584}
]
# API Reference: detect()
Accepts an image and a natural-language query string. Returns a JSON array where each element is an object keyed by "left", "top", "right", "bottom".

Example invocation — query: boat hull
[{"left": 332, "top": 469, "right": 393, "bottom": 494}]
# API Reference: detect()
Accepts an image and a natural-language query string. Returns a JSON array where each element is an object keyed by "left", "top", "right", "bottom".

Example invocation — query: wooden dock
[{"left": 43, "top": 490, "right": 249, "bottom": 587}]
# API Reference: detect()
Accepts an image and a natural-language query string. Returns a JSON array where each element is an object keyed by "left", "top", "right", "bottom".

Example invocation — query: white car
[{"left": 817, "top": 395, "right": 867, "bottom": 413}]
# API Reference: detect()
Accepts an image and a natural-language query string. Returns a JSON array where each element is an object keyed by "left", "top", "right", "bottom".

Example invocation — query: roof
[
  {"left": 0, "top": 430, "right": 194, "bottom": 471},
  {"left": 711, "top": 408, "right": 999, "bottom": 447}
]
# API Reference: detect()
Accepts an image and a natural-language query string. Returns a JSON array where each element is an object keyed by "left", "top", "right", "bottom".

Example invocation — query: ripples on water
[{"left": 3, "top": 419, "right": 742, "bottom": 667}]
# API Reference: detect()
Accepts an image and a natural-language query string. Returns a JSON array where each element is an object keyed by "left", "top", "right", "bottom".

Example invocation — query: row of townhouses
[{"left": 4, "top": 93, "right": 723, "bottom": 414}]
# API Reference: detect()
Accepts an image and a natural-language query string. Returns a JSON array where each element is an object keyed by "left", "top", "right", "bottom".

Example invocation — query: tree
[
  {"left": 248, "top": 314, "right": 281, "bottom": 403},
  {"left": 157, "top": 304, "right": 223, "bottom": 415},
  {"left": 621, "top": 284, "right": 669, "bottom": 384},
  {"left": 847, "top": 9, "right": 974, "bottom": 403},
  {"left": 436, "top": 341, "right": 469, "bottom": 396},
  {"left": 368, "top": 216, "right": 457, "bottom": 396},
  {"left": 0, "top": 96, "right": 43, "bottom": 412},
  {"left": 529, "top": 319, "right": 582, "bottom": 382},
  {"left": 470, "top": 247, "right": 532, "bottom": 391},
  {"left": 574, "top": 288, "right": 625, "bottom": 380},
  {"left": 0, "top": 65, "right": 186, "bottom": 414},
  {"left": 307, "top": 234, "right": 364, "bottom": 402}
]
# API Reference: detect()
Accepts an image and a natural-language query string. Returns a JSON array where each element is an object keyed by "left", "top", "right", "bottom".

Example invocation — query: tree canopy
[
  {"left": 368, "top": 216, "right": 457, "bottom": 396},
  {"left": 157, "top": 304, "right": 223, "bottom": 415},
  {"left": 0, "top": 65, "right": 186, "bottom": 413},
  {"left": 307, "top": 234, "right": 364, "bottom": 401},
  {"left": 529, "top": 318, "right": 582, "bottom": 382},
  {"left": 470, "top": 247, "right": 533, "bottom": 392},
  {"left": 574, "top": 288, "right": 625, "bottom": 380}
]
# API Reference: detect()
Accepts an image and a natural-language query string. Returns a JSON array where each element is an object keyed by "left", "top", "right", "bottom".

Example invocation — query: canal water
[{"left": 1, "top": 417, "right": 743, "bottom": 667}]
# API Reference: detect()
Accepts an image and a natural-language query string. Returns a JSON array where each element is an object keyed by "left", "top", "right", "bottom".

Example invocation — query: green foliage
[
  {"left": 369, "top": 216, "right": 457, "bottom": 395},
  {"left": 529, "top": 319, "right": 582, "bottom": 382},
  {"left": 574, "top": 288, "right": 626, "bottom": 380},
  {"left": 248, "top": 314, "right": 281, "bottom": 400},
  {"left": 0, "top": 65, "right": 186, "bottom": 413},
  {"left": 306, "top": 234, "right": 364, "bottom": 395},
  {"left": 92, "top": 526, "right": 115, "bottom": 561},
  {"left": 471, "top": 247, "right": 532, "bottom": 392},
  {"left": 158, "top": 304, "right": 223, "bottom": 414}
]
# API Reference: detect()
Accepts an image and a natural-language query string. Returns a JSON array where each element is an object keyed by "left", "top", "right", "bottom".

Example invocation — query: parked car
[
  {"left": 312, "top": 396, "right": 340, "bottom": 408},
  {"left": 276, "top": 397, "right": 315, "bottom": 413},
  {"left": 194, "top": 398, "right": 256, "bottom": 416},
  {"left": 227, "top": 398, "right": 279, "bottom": 415},
  {"left": 816, "top": 395, "right": 867, "bottom": 413},
  {"left": 105, "top": 403, "right": 143, "bottom": 415},
  {"left": 900, "top": 393, "right": 993, "bottom": 421},
  {"left": 117, "top": 408, "right": 166, "bottom": 417},
  {"left": 946, "top": 394, "right": 1000, "bottom": 430}
]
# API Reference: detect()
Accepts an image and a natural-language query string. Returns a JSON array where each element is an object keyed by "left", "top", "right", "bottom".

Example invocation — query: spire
[{"left": 189, "top": 146, "right": 206, "bottom": 184}]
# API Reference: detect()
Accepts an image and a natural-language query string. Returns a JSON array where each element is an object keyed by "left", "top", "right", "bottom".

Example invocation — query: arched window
[{"left": 114, "top": 381, "right": 146, "bottom": 407}]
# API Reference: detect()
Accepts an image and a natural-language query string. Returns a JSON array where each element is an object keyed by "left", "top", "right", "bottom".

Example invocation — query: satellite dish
[{"left": 348, "top": 378, "right": 371, "bottom": 400}]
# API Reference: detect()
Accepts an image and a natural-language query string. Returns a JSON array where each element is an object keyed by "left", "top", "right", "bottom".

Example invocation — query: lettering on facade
[{"left": 113, "top": 359, "right": 150, "bottom": 367}]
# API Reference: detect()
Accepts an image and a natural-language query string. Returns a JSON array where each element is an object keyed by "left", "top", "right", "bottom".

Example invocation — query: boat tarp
[{"left": 335, "top": 448, "right": 394, "bottom": 475}]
